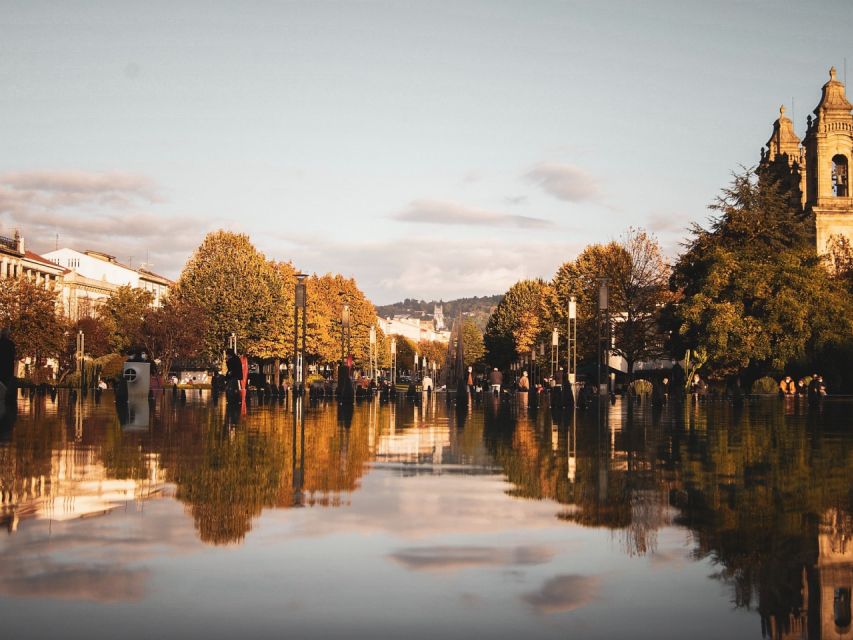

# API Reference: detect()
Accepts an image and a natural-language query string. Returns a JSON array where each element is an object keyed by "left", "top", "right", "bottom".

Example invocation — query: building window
[{"left": 832, "top": 154, "right": 849, "bottom": 197}]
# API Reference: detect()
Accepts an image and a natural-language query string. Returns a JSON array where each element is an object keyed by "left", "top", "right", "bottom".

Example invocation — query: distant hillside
[{"left": 376, "top": 295, "right": 503, "bottom": 331}]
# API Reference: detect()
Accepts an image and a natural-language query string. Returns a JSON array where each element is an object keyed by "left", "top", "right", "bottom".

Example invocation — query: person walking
[
  {"left": 517, "top": 370, "right": 530, "bottom": 408},
  {"left": 0, "top": 328, "right": 15, "bottom": 404},
  {"left": 488, "top": 367, "right": 503, "bottom": 396}
]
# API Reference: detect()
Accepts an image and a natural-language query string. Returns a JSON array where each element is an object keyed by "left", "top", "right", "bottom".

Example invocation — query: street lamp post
[
  {"left": 568, "top": 295, "right": 577, "bottom": 386},
  {"left": 294, "top": 273, "right": 307, "bottom": 392},
  {"left": 390, "top": 338, "right": 397, "bottom": 386},
  {"left": 369, "top": 325, "right": 377, "bottom": 380},
  {"left": 76, "top": 330, "right": 85, "bottom": 391},
  {"left": 76, "top": 330, "right": 85, "bottom": 374},
  {"left": 551, "top": 327, "right": 559, "bottom": 379},
  {"left": 341, "top": 303, "right": 351, "bottom": 367},
  {"left": 598, "top": 279, "right": 609, "bottom": 398}
]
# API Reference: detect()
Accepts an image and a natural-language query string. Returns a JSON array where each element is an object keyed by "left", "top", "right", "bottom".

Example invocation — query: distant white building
[
  {"left": 379, "top": 316, "right": 451, "bottom": 344},
  {"left": 43, "top": 248, "right": 172, "bottom": 319}
]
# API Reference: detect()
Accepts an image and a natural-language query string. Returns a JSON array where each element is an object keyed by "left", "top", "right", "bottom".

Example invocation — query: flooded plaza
[{"left": 1, "top": 391, "right": 852, "bottom": 640}]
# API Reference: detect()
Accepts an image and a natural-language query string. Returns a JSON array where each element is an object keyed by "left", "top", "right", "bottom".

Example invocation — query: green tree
[
  {"left": 99, "top": 285, "right": 154, "bottom": 354},
  {"left": 484, "top": 279, "right": 552, "bottom": 369},
  {"left": 461, "top": 318, "right": 485, "bottom": 367},
  {"left": 548, "top": 242, "right": 626, "bottom": 368},
  {"left": 0, "top": 277, "right": 66, "bottom": 376},
  {"left": 175, "top": 231, "right": 279, "bottom": 363},
  {"left": 390, "top": 334, "right": 417, "bottom": 372},
  {"left": 669, "top": 169, "right": 853, "bottom": 383},
  {"left": 417, "top": 340, "right": 446, "bottom": 368},
  {"left": 140, "top": 295, "right": 207, "bottom": 379}
]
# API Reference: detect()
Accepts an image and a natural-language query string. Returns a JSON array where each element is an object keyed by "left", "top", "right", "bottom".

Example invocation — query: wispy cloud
[
  {"left": 525, "top": 162, "right": 600, "bottom": 203},
  {"left": 392, "top": 199, "right": 553, "bottom": 230},
  {"left": 0, "top": 170, "right": 217, "bottom": 277}
]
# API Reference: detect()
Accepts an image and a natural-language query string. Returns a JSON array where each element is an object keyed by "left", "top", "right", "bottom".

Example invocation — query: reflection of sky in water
[{"left": 1, "top": 393, "right": 851, "bottom": 639}]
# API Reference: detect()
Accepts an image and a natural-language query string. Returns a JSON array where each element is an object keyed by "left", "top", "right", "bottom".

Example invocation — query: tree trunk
[{"left": 274, "top": 357, "right": 280, "bottom": 387}]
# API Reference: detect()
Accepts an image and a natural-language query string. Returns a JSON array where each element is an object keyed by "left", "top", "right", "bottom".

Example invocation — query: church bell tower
[{"left": 803, "top": 67, "right": 853, "bottom": 255}]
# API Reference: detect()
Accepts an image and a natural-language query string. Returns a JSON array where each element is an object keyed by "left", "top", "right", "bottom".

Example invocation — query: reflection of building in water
[
  {"left": 812, "top": 510, "right": 853, "bottom": 640},
  {"left": 374, "top": 423, "right": 451, "bottom": 465},
  {"left": 0, "top": 447, "right": 165, "bottom": 532},
  {"left": 761, "top": 510, "right": 853, "bottom": 640}
]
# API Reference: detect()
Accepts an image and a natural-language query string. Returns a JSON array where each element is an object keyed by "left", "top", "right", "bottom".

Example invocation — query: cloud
[
  {"left": 0, "top": 170, "right": 159, "bottom": 201},
  {"left": 389, "top": 545, "right": 554, "bottom": 573},
  {"left": 525, "top": 163, "right": 600, "bottom": 203},
  {"left": 392, "top": 199, "right": 553, "bottom": 230},
  {"left": 522, "top": 574, "right": 600, "bottom": 614},
  {"left": 0, "top": 170, "right": 217, "bottom": 278},
  {"left": 261, "top": 232, "right": 583, "bottom": 304}
]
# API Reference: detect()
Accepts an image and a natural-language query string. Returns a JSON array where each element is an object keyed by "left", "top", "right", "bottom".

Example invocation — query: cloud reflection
[
  {"left": 0, "top": 562, "right": 149, "bottom": 602},
  {"left": 522, "top": 574, "right": 600, "bottom": 614},
  {"left": 389, "top": 544, "right": 554, "bottom": 572}
]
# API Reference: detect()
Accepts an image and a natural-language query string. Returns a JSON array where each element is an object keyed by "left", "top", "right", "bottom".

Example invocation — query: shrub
[
  {"left": 751, "top": 376, "right": 778, "bottom": 395},
  {"left": 628, "top": 379, "right": 653, "bottom": 396}
]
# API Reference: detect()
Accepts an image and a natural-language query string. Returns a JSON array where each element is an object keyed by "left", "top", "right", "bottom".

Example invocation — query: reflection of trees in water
[
  {"left": 484, "top": 399, "right": 853, "bottom": 635},
  {"left": 159, "top": 400, "right": 372, "bottom": 545},
  {"left": 483, "top": 402, "right": 669, "bottom": 556},
  {"left": 671, "top": 402, "right": 853, "bottom": 637},
  {"left": 1, "top": 395, "right": 373, "bottom": 546}
]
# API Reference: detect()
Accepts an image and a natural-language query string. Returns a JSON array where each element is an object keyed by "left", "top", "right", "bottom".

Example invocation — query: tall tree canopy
[
  {"left": 175, "top": 231, "right": 281, "bottom": 363},
  {"left": 484, "top": 279, "right": 551, "bottom": 369},
  {"left": 0, "top": 277, "right": 65, "bottom": 370},
  {"left": 141, "top": 295, "right": 207, "bottom": 379},
  {"left": 99, "top": 285, "right": 154, "bottom": 354},
  {"left": 548, "top": 230, "right": 670, "bottom": 376},
  {"left": 668, "top": 169, "right": 853, "bottom": 383}
]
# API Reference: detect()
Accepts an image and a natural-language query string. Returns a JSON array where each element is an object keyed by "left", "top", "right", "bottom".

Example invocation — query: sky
[{"left": 1, "top": 0, "right": 851, "bottom": 304}]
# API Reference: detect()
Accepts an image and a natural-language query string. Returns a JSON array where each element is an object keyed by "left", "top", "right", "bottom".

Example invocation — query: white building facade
[{"left": 43, "top": 248, "right": 171, "bottom": 319}]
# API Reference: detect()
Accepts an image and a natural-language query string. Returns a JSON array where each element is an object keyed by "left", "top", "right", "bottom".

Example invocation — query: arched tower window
[{"left": 832, "top": 154, "right": 849, "bottom": 197}]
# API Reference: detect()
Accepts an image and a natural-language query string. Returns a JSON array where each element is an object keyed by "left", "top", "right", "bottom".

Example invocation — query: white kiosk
[{"left": 122, "top": 361, "right": 151, "bottom": 430}]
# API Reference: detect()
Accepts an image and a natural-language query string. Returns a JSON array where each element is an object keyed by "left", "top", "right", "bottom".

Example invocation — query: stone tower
[
  {"left": 760, "top": 67, "right": 853, "bottom": 256},
  {"left": 433, "top": 304, "right": 445, "bottom": 331}
]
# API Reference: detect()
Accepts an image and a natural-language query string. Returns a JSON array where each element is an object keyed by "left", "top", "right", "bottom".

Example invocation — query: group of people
[{"left": 778, "top": 374, "right": 827, "bottom": 400}]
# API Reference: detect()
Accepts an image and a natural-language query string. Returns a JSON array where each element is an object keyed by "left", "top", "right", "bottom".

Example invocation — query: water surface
[{"left": 1, "top": 392, "right": 851, "bottom": 639}]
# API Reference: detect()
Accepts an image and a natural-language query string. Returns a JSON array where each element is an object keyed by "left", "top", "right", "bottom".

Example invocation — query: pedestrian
[
  {"left": 807, "top": 374, "right": 822, "bottom": 404},
  {"left": 779, "top": 375, "right": 796, "bottom": 396},
  {"left": 690, "top": 373, "right": 708, "bottom": 397},
  {"left": 0, "top": 328, "right": 15, "bottom": 404},
  {"left": 488, "top": 367, "right": 503, "bottom": 396},
  {"left": 466, "top": 366, "right": 475, "bottom": 394},
  {"left": 560, "top": 368, "right": 574, "bottom": 408},
  {"left": 517, "top": 370, "right": 530, "bottom": 408}
]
